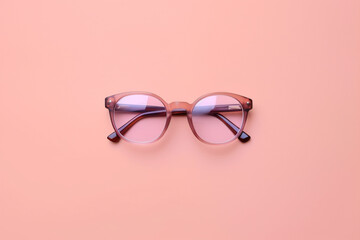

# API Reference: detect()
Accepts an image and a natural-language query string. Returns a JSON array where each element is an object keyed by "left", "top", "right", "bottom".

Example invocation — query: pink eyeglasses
[{"left": 105, "top": 92, "right": 253, "bottom": 144}]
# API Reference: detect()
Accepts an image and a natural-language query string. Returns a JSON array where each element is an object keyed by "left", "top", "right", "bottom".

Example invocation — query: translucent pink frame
[{"left": 105, "top": 92, "right": 253, "bottom": 144}]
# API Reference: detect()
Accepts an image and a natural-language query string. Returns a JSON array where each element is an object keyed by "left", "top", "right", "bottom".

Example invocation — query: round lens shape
[
  {"left": 113, "top": 94, "right": 167, "bottom": 143},
  {"left": 191, "top": 95, "right": 244, "bottom": 144}
]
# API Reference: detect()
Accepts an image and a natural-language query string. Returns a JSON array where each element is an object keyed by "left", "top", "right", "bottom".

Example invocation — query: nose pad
[{"left": 169, "top": 102, "right": 191, "bottom": 115}]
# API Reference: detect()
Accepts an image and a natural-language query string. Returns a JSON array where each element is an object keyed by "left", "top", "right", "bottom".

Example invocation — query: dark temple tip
[
  {"left": 238, "top": 131, "right": 251, "bottom": 143},
  {"left": 107, "top": 132, "right": 120, "bottom": 142}
]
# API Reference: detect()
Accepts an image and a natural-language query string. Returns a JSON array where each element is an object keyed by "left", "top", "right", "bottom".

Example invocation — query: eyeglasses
[{"left": 105, "top": 92, "right": 253, "bottom": 144}]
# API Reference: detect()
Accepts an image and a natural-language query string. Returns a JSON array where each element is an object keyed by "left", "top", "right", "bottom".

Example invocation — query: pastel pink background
[{"left": 1, "top": 0, "right": 359, "bottom": 239}]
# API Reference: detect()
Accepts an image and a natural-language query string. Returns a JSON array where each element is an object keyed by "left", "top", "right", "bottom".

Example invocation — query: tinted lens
[
  {"left": 191, "top": 95, "right": 244, "bottom": 144},
  {"left": 113, "top": 94, "right": 167, "bottom": 143}
]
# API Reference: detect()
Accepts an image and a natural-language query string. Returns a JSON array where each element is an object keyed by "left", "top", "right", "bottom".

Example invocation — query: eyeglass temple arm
[
  {"left": 107, "top": 104, "right": 250, "bottom": 143},
  {"left": 107, "top": 110, "right": 166, "bottom": 142},
  {"left": 214, "top": 113, "right": 251, "bottom": 142}
]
